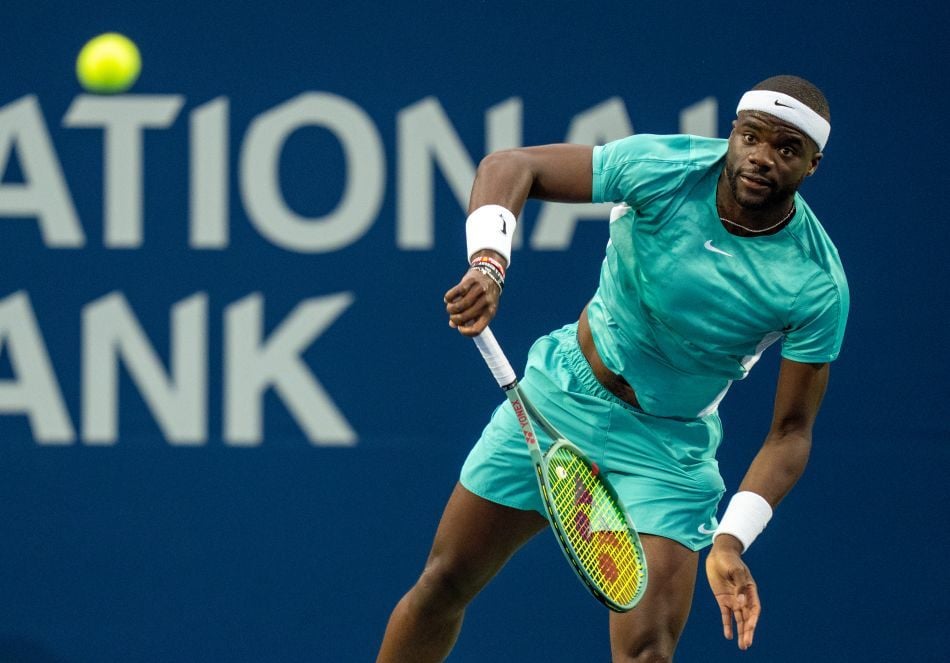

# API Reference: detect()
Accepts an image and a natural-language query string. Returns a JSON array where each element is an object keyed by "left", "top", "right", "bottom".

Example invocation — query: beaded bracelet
[
  {"left": 470, "top": 255, "right": 507, "bottom": 279},
  {"left": 470, "top": 262, "right": 505, "bottom": 292}
]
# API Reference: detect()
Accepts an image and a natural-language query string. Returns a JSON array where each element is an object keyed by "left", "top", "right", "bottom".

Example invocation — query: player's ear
[{"left": 806, "top": 151, "right": 822, "bottom": 177}]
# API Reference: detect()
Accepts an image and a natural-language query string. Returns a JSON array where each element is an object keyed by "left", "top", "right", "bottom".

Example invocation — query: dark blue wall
[{"left": 1, "top": 1, "right": 947, "bottom": 661}]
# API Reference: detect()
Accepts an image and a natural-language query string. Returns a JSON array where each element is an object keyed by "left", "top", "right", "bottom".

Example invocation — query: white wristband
[
  {"left": 466, "top": 205, "right": 516, "bottom": 266},
  {"left": 712, "top": 491, "right": 773, "bottom": 553}
]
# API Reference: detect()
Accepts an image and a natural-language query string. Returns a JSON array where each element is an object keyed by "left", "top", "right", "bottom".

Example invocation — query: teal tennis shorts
[{"left": 460, "top": 323, "right": 726, "bottom": 551}]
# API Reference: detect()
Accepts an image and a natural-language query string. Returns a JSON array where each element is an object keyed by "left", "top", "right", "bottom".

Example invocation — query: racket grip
[{"left": 473, "top": 327, "right": 517, "bottom": 388}]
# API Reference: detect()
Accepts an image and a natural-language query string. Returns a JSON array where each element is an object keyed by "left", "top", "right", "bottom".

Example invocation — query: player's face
[{"left": 724, "top": 112, "right": 822, "bottom": 210}]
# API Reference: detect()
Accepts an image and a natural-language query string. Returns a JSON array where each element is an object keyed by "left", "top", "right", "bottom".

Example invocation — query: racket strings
[{"left": 546, "top": 447, "right": 645, "bottom": 606}]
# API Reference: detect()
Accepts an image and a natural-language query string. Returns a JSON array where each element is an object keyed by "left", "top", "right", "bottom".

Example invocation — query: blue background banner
[{"left": 1, "top": 1, "right": 947, "bottom": 660}]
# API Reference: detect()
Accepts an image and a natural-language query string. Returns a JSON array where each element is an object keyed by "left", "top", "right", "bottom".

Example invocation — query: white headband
[{"left": 736, "top": 90, "right": 830, "bottom": 151}]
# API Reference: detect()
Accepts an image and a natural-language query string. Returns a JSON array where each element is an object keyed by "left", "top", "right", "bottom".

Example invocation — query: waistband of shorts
[{"left": 553, "top": 323, "right": 642, "bottom": 413}]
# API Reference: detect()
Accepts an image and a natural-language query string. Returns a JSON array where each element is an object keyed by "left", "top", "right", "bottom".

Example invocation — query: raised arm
[
  {"left": 705, "top": 358, "right": 830, "bottom": 650},
  {"left": 467, "top": 144, "right": 595, "bottom": 214},
  {"left": 445, "top": 144, "right": 594, "bottom": 336}
]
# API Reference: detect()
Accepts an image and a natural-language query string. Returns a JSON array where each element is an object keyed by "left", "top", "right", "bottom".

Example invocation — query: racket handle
[{"left": 473, "top": 327, "right": 517, "bottom": 388}]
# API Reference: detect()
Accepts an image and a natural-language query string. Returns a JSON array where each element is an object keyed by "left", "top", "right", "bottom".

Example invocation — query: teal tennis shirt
[{"left": 588, "top": 134, "right": 849, "bottom": 419}]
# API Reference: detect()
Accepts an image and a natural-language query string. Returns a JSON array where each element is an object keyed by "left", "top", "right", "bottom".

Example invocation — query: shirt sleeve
[
  {"left": 592, "top": 134, "right": 696, "bottom": 208},
  {"left": 781, "top": 271, "right": 850, "bottom": 363}
]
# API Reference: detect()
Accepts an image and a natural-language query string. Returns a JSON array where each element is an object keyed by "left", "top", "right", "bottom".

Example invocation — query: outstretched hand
[
  {"left": 444, "top": 269, "right": 502, "bottom": 337},
  {"left": 705, "top": 537, "right": 761, "bottom": 650}
]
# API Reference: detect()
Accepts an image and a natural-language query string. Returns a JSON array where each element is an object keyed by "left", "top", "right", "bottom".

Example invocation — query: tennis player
[{"left": 377, "top": 75, "right": 848, "bottom": 661}]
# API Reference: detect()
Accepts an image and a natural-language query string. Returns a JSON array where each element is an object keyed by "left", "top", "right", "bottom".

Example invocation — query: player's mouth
[{"left": 738, "top": 172, "right": 773, "bottom": 191}]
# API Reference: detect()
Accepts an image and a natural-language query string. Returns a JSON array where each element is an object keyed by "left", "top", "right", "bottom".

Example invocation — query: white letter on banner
[
  {"left": 82, "top": 292, "right": 208, "bottom": 445},
  {"left": 397, "top": 97, "right": 523, "bottom": 250},
  {"left": 240, "top": 93, "right": 384, "bottom": 252},
  {"left": 397, "top": 97, "right": 475, "bottom": 250},
  {"left": 224, "top": 293, "right": 355, "bottom": 446},
  {"left": 531, "top": 98, "right": 633, "bottom": 249},
  {"left": 679, "top": 97, "right": 718, "bottom": 138},
  {"left": 64, "top": 95, "right": 184, "bottom": 248},
  {"left": 0, "top": 291, "right": 75, "bottom": 443},
  {"left": 190, "top": 97, "right": 230, "bottom": 248},
  {"left": 0, "top": 96, "right": 84, "bottom": 247}
]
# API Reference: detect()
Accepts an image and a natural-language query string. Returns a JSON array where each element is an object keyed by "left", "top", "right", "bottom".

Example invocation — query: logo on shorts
[{"left": 697, "top": 522, "right": 717, "bottom": 535}]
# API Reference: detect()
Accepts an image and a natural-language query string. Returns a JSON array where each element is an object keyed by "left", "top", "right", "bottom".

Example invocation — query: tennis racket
[{"left": 472, "top": 327, "right": 648, "bottom": 612}]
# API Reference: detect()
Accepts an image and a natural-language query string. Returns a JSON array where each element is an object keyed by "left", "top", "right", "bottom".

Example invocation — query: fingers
[
  {"left": 444, "top": 272, "right": 500, "bottom": 336},
  {"left": 719, "top": 603, "right": 733, "bottom": 641},
  {"left": 734, "top": 593, "right": 750, "bottom": 650},
  {"left": 706, "top": 549, "right": 761, "bottom": 650},
  {"left": 444, "top": 284, "right": 487, "bottom": 332},
  {"left": 737, "top": 584, "right": 761, "bottom": 650},
  {"left": 715, "top": 585, "right": 760, "bottom": 650}
]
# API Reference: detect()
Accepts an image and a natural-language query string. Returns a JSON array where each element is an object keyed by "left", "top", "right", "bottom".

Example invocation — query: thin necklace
[{"left": 720, "top": 204, "right": 795, "bottom": 234}]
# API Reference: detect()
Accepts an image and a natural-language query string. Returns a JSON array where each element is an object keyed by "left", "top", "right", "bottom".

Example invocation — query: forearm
[
  {"left": 713, "top": 358, "right": 827, "bottom": 556},
  {"left": 713, "top": 430, "right": 811, "bottom": 554},
  {"left": 737, "top": 430, "right": 812, "bottom": 508},
  {"left": 712, "top": 431, "right": 811, "bottom": 554}
]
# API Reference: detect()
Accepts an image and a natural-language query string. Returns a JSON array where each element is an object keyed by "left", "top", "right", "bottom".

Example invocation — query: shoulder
[
  {"left": 782, "top": 200, "right": 850, "bottom": 338},
  {"left": 592, "top": 134, "right": 727, "bottom": 205},
  {"left": 786, "top": 198, "right": 848, "bottom": 293},
  {"left": 595, "top": 134, "right": 727, "bottom": 171}
]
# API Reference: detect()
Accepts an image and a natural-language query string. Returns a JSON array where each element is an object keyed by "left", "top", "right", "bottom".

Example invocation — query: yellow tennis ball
[{"left": 76, "top": 33, "right": 141, "bottom": 94}]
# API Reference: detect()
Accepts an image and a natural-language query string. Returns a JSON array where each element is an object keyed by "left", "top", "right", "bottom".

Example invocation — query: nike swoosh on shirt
[{"left": 703, "top": 240, "right": 734, "bottom": 257}]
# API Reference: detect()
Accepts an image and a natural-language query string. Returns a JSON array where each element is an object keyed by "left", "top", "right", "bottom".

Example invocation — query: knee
[
  {"left": 406, "top": 556, "right": 480, "bottom": 617},
  {"left": 613, "top": 638, "right": 676, "bottom": 663}
]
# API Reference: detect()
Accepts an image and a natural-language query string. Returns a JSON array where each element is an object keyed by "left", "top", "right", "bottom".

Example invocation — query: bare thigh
[
  {"left": 418, "top": 483, "right": 549, "bottom": 607},
  {"left": 609, "top": 534, "right": 699, "bottom": 661}
]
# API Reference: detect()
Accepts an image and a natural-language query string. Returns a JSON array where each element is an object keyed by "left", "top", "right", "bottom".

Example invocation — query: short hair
[{"left": 752, "top": 75, "right": 830, "bottom": 123}]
